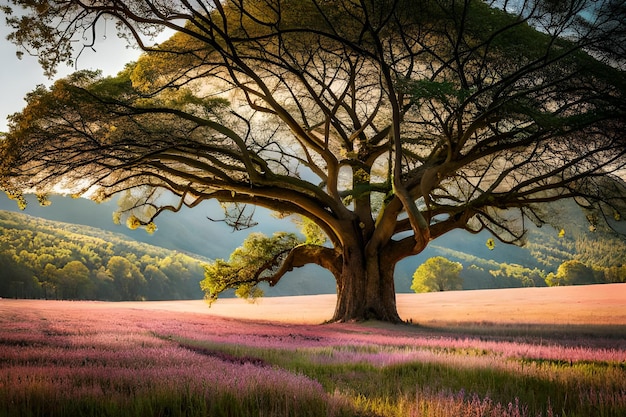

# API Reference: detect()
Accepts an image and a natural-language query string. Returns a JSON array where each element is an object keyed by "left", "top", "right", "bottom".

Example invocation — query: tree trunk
[{"left": 330, "top": 245, "right": 402, "bottom": 323}]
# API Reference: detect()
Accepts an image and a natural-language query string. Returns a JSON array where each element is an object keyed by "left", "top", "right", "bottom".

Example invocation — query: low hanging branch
[{"left": 200, "top": 232, "right": 303, "bottom": 304}]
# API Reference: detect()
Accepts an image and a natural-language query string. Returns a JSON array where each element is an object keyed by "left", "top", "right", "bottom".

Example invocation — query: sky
[
  {"left": 0, "top": 19, "right": 305, "bottom": 257},
  {"left": 0, "top": 21, "right": 156, "bottom": 133}
]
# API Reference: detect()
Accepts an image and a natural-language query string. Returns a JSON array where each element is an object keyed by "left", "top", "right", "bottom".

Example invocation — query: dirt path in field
[{"left": 101, "top": 283, "right": 625, "bottom": 325}]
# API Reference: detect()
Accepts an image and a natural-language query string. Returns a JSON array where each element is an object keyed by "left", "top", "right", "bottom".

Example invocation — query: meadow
[{"left": 1, "top": 284, "right": 624, "bottom": 416}]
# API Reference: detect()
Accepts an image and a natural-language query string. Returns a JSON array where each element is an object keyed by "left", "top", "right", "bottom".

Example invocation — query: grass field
[{"left": 1, "top": 284, "right": 624, "bottom": 416}]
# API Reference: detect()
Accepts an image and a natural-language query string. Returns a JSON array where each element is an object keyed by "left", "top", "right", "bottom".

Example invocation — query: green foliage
[
  {"left": 296, "top": 216, "right": 328, "bottom": 245},
  {"left": 602, "top": 265, "right": 626, "bottom": 283},
  {"left": 5, "top": 191, "right": 27, "bottom": 210},
  {"left": 489, "top": 264, "right": 545, "bottom": 288},
  {"left": 574, "top": 235, "right": 626, "bottom": 268},
  {"left": 545, "top": 260, "right": 597, "bottom": 287},
  {"left": 0, "top": 210, "right": 205, "bottom": 300},
  {"left": 523, "top": 202, "right": 626, "bottom": 287},
  {"left": 56, "top": 260, "right": 92, "bottom": 299},
  {"left": 411, "top": 256, "right": 463, "bottom": 293},
  {"left": 106, "top": 256, "right": 147, "bottom": 300},
  {"left": 401, "top": 79, "right": 470, "bottom": 107},
  {"left": 426, "top": 244, "right": 548, "bottom": 290},
  {"left": 420, "top": 221, "right": 624, "bottom": 290},
  {"left": 201, "top": 232, "right": 303, "bottom": 304},
  {"left": 172, "top": 322, "right": 626, "bottom": 417}
]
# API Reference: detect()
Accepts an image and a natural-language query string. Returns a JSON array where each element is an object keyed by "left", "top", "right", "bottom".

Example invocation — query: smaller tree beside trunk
[{"left": 412, "top": 257, "right": 463, "bottom": 293}]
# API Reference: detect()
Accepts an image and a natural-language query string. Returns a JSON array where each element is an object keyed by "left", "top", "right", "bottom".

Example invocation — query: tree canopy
[
  {"left": 545, "top": 259, "right": 596, "bottom": 286},
  {"left": 412, "top": 256, "right": 463, "bottom": 293},
  {"left": 1, "top": 0, "right": 625, "bottom": 322}
]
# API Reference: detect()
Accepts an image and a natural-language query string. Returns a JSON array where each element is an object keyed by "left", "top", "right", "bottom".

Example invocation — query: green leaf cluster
[
  {"left": 296, "top": 216, "right": 328, "bottom": 246},
  {"left": 402, "top": 79, "right": 471, "bottom": 106},
  {"left": 201, "top": 232, "right": 303, "bottom": 304}
]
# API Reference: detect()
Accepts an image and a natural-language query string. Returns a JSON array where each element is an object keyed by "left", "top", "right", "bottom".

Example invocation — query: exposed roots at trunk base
[
  {"left": 328, "top": 314, "right": 404, "bottom": 324},
  {"left": 329, "top": 300, "right": 404, "bottom": 324}
]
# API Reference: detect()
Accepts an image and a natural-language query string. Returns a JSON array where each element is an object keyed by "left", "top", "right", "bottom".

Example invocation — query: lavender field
[{"left": 1, "top": 288, "right": 625, "bottom": 417}]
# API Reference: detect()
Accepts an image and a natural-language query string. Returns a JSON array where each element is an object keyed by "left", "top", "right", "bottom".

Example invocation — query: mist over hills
[
  {"left": 1, "top": 192, "right": 624, "bottom": 298},
  {"left": 0, "top": 193, "right": 300, "bottom": 260},
  {"left": 0, "top": 193, "right": 338, "bottom": 298}
]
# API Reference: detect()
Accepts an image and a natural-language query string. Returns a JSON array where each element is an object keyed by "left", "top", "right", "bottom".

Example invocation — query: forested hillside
[
  {"left": 1, "top": 197, "right": 624, "bottom": 301},
  {"left": 0, "top": 211, "right": 206, "bottom": 300},
  {"left": 398, "top": 214, "right": 626, "bottom": 291}
]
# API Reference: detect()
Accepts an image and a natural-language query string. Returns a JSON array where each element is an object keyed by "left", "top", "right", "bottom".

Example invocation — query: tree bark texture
[{"left": 331, "top": 237, "right": 402, "bottom": 323}]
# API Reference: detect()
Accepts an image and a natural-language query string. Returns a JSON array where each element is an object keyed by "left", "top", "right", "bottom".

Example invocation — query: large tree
[{"left": 1, "top": 0, "right": 625, "bottom": 322}]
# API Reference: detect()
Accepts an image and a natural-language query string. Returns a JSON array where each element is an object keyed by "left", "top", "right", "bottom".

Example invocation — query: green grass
[
  {"left": 1, "top": 301, "right": 624, "bottom": 417},
  {"left": 170, "top": 331, "right": 625, "bottom": 417}
]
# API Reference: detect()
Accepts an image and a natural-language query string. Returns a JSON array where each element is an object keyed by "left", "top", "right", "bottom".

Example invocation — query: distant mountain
[{"left": 1, "top": 193, "right": 624, "bottom": 297}]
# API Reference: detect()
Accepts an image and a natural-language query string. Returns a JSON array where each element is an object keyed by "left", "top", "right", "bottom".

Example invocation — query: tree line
[
  {"left": 412, "top": 229, "right": 626, "bottom": 293},
  {"left": 0, "top": 211, "right": 205, "bottom": 300}
]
